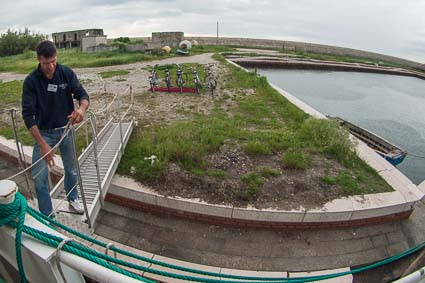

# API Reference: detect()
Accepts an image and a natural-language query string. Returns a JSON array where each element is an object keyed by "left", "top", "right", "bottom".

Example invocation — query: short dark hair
[{"left": 36, "top": 40, "right": 57, "bottom": 58}]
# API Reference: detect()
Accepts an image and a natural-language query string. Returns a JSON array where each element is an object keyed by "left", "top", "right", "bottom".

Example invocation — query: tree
[
  {"left": 113, "top": 37, "right": 131, "bottom": 44},
  {"left": 0, "top": 28, "right": 47, "bottom": 57}
]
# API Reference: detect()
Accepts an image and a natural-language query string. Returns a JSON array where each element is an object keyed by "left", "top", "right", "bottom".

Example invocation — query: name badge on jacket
[{"left": 47, "top": 84, "right": 58, "bottom": 93}]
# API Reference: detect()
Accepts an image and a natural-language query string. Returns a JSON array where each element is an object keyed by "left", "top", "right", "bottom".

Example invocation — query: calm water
[{"left": 258, "top": 69, "right": 425, "bottom": 185}]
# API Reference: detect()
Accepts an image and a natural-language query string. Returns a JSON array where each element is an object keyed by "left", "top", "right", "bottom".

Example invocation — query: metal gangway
[{"left": 8, "top": 84, "right": 135, "bottom": 228}]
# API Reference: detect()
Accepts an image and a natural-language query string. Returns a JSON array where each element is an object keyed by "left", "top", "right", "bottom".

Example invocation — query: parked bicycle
[
  {"left": 165, "top": 67, "right": 172, "bottom": 92},
  {"left": 191, "top": 67, "right": 202, "bottom": 94},
  {"left": 205, "top": 64, "right": 217, "bottom": 96},
  {"left": 176, "top": 64, "right": 185, "bottom": 93},
  {"left": 148, "top": 64, "right": 159, "bottom": 93}
]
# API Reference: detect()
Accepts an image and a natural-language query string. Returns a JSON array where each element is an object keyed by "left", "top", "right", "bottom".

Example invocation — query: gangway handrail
[
  {"left": 6, "top": 82, "right": 134, "bottom": 228},
  {"left": 9, "top": 108, "right": 32, "bottom": 198}
]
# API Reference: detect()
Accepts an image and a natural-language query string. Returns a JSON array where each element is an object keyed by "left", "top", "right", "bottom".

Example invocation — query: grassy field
[
  {"left": 0, "top": 80, "right": 22, "bottom": 106},
  {"left": 0, "top": 45, "right": 236, "bottom": 74},
  {"left": 118, "top": 54, "right": 392, "bottom": 195},
  {"left": 0, "top": 48, "right": 392, "bottom": 198}
]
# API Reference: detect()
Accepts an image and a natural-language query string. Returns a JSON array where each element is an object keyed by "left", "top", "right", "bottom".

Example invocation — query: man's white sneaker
[{"left": 69, "top": 199, "right": 84, "bottom": 214}]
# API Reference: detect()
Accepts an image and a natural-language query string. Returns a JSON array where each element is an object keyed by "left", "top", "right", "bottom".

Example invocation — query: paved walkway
[{"left": 96, "top": 200, "right": 425, "bottom": 272}]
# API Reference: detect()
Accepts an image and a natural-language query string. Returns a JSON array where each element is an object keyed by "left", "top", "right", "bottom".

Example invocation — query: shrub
[
  {"left": 0, "top": 28, "right": 47, "bottom": 57},
  {"left": 113, "top": 37, "right": 131, "bottom": 44}
]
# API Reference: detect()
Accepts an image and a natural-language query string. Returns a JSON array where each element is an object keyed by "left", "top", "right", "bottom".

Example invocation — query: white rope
[{"left": 6, "top": 122, "right": 73, "bottom": 181}]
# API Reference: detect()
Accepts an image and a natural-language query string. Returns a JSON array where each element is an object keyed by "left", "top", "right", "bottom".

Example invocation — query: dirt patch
[{"left": 151, "top": 145, "right": 347, "bottom": 210}]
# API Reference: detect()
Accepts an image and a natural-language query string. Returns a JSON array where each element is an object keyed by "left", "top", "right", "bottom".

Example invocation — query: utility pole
[{"left": 216, "top": 21, "right": 219, "bottom": 45}]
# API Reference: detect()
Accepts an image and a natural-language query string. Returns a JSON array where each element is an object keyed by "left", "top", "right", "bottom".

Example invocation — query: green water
[{"left": 259, "top": 69, "right": 425, "bottom": 185}]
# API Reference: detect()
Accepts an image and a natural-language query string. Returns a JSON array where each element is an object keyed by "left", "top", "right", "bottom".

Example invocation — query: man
[{"left": 22, "top": 40, "right": 89, "bottom": 217}]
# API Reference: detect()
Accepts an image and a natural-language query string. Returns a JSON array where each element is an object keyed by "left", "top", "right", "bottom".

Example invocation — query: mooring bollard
[{"left": 0, "top": 179, "right": 18, "bottom": 205}]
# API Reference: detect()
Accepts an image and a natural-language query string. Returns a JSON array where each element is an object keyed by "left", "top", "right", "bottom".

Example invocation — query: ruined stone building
[{"left": 52, "top": 29, "right": 105, "bottom": 49}]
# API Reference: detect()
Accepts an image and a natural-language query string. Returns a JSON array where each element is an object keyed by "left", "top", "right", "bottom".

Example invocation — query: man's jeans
[{"left": 32, "top": 128, "right": 78, "bottom": 216}]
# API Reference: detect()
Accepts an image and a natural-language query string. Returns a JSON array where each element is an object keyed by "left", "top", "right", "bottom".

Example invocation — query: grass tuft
[
  {"left": 281, "top": 150, "right": 311, "bottom": 170},
  {"left": 240, "top": 172, "right": 264, "bottom": 200}
]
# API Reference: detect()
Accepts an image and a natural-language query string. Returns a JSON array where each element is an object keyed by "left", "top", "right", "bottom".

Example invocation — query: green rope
[
  {"left": 2, "top": 193, "right": 425, "bottom": 283},
  {"left": 27, "top": 202, "right": 425, "bottom": 283},
  {"left": 0, "top": 193, "right": 27, "bottom": 283},
  {"left": 28, "top": 206, "right": 289, "bottom": 281}
]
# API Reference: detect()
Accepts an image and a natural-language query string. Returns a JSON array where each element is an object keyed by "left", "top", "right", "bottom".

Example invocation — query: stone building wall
[
  {"left": 52, "top": 29, "right": 104, "bottom": 49},
  {"left": 81, "top": 36, "right": 108, "bottom": 52},
  {"left": 152, "top": 32, "right": 184, "bottom": 48}
]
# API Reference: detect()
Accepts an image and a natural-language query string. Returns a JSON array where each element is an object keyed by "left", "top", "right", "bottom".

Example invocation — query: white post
[{"left": 0, "top": 180, "right": 18, "bottom": 205}]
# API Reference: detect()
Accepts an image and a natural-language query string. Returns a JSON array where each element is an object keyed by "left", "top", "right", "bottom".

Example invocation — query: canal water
[{"left": 258, "top": 69, "right": 425, "bottom": 185}]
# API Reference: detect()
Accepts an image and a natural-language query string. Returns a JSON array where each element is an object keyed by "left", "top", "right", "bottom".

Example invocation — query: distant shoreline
[{"left": 229, "top": 56, "right": 425, "bottom": 80}]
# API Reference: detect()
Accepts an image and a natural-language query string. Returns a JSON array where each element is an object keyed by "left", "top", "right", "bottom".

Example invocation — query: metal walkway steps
[{"left": 50, "top": 119, "right": 134, "bottom": 227}]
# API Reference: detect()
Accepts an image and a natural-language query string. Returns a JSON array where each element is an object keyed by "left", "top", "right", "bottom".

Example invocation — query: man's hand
[
  {"left": 68, "top": 99, "right": 89, "bottom": 125},
  {"left": 40, "top": 142, "right": 55, "bottom": 167},
  {"left": 29, "top": 125, "right": 55, "bottom": 166},
  {"left": 68, "top": 108, "right": 85, "bottom": 124}
]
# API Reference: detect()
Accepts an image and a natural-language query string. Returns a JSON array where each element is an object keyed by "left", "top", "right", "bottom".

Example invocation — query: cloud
[{"left": 1, "top": 0, "right": 424, "bottom": 62}]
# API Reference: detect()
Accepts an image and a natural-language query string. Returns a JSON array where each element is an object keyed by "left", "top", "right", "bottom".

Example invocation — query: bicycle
[
  {"left": 191, "top": 67, "right": 202, "bottom": 94},
  {"left": 148, "top": 64, "right": 159, "bottom": 93},
  {"left": 205, "top": 64, "right": 217, "bottom": 96},
  {"left": 175, "top": 64, "right": 185, "bottom": 93},
  {"left": 165, "top": 67, "right": 172, "bottom": 92}
]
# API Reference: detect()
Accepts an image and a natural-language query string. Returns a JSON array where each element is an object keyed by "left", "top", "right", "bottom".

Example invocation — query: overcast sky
[{"left": 1, "top": 0, "right": 425, "bottom": 63}]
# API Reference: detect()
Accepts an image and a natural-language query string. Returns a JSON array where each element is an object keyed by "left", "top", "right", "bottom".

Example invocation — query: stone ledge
[{"left": 105, "top": 190, "right": 413, "bottom": 229}]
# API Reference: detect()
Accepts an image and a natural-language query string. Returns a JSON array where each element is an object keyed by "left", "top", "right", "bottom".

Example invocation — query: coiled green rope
[
  {"left": 0, "top": 193, "right": 27, "bottom": 283},
  {"left": 2, "top": 192, "right": 425, "bottom": 283}
]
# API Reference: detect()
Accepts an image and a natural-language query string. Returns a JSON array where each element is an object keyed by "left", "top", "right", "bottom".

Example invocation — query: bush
[
  {"left": 113, "top": 37, "right": 131, "bottom": 44},
  {"left": 0, "top": 28, "right": 47, "bottom": 57}
]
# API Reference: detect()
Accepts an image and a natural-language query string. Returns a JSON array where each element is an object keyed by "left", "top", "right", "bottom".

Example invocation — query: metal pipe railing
[
  {"left": 88, "top": 112, "right": 103, "bottom": 207},
  {"left": 69, "top": 126, "right": 92, "bottom": 227},
  {"left": 9, "top": 108, "right": 32, "bottom": 198}
]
